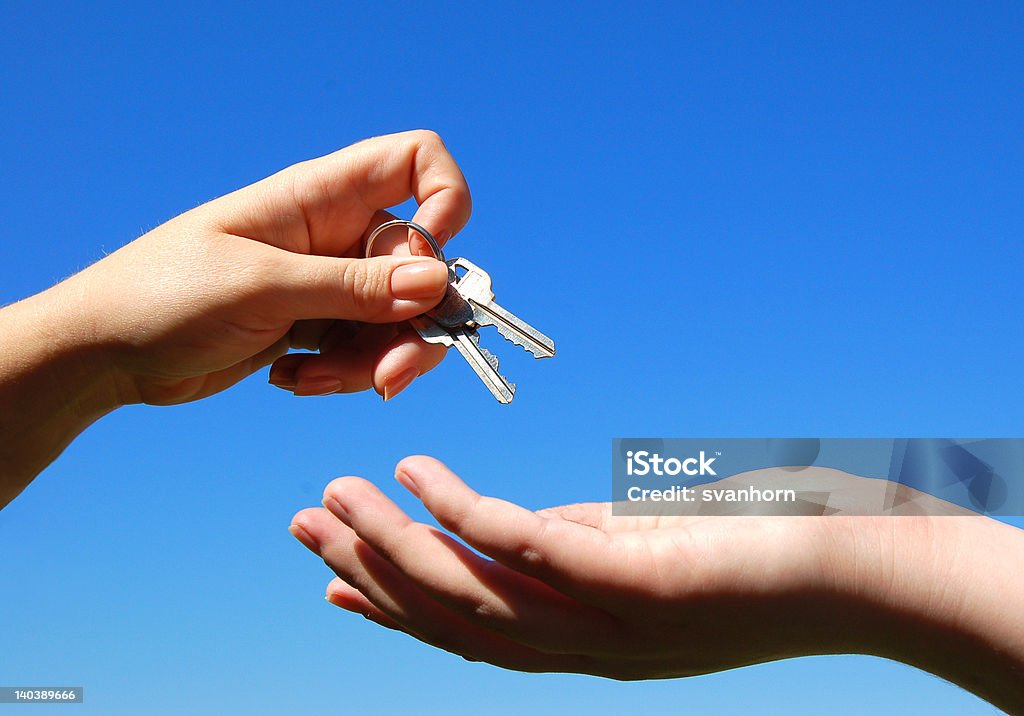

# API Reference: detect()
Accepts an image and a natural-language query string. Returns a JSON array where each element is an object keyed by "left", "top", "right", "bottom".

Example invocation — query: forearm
[
  {"left": 843, "top": 517, "right": 1024, "bottom": 713},
  {"left": 0, "top": 278, "right": 122, "bottom": 507}
]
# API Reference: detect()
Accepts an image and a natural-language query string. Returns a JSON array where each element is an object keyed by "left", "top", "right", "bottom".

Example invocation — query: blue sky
[{"left": 2, "top": 2, "right": 1022, "bottom": 714}]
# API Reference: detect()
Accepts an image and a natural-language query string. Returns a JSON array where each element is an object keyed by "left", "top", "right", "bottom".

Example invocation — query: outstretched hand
[
  {"left": 290, "top": 457, "right": 1024, "bottom": 713},
  {"left": 291, "top": 457, "right": 901, "bottom": 676}
]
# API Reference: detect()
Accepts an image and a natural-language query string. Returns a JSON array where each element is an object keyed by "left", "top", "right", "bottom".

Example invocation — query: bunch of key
[
  {"left": 411, "top": 257, "right": 556, "bottom": 403},
  {"left": 365, "top": 219, "right": 556, "bottom": 403}
]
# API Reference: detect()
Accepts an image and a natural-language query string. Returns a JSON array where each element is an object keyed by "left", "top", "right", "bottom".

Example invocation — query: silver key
[
  {"left": 362, "top": 219, "right": 554, "bottom": 403},
  {"left": 432, "top": 258, "right": 556, "bottom": 359},
  {"left": 412, "top": 257, "right": 554, "bottom": 403},
  {"left": 411, "top": 316, "right": 515, "bottom": 404}
]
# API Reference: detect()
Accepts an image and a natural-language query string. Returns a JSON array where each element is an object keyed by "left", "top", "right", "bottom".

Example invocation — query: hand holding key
[
  {"left": 367, "top": 221, "right": 555, "bottom": 403},
  {"left": 0, "top": 131, "right": 471, "bottom": 506}
]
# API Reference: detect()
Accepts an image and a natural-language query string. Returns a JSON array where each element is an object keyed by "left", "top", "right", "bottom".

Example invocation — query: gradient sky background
[{"left": 2, "top": 2, "right": 1022, "bottom": 714}]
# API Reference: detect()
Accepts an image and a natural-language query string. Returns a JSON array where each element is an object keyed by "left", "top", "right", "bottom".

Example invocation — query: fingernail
[
  {"left": 390, "top": 259, "right": 448, "bottom": 300},
  {"left": 325, "top": 592, "right": 361, "bottom": 614},
  {"left": 382, "top": 367, "right": 419, "bottom": 402},
  {"left": 323, "top": 496, "right": 350, "bottom": 525},
  {"left": 293, "top": 376, "right": 343, "bottom": 396},
  {"left": 288, "top": 523, "right": 319, "bottom": 551},
  {"left": 269, "top": 364, "right": 298, "bottom": 389},
  {"left": 395, "top": 468, "right": 421, "bottom": 498}
]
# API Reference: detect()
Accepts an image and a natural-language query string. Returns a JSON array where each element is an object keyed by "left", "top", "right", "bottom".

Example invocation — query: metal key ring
[{"left": 364, "top": 219, "right": 446, "bottom": 262}]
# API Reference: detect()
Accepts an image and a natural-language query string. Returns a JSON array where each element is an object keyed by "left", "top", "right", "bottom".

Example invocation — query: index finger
[
  {"left": 216, "top": 129, "right": 473, "bottom": 257},
  {"left": 393, "top": 456, "right": 641, "bottom": 607},
  {"left": 343, "top": 130, "right": 473, "bottom": 248}
]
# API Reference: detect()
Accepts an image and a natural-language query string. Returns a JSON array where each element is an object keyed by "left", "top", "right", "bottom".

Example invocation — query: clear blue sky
[{"left": 2, "top": 2, "right": 1022, "bottom": 714}]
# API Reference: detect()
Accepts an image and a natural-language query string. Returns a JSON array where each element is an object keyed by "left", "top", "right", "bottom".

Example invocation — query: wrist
[
  {"left": 829, "top": 516, "right": 1024, "bottom": 712},
  {"left": 19, "top": 278, "right": 126, "bottom": 413},
  {"left": 0, "top": 280, "right": 124, "bottom": 505}
]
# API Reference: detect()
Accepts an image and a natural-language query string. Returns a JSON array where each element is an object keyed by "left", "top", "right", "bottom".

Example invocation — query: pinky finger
[{"left": 325, "top": 577, "right": 407, "bottom": 632}]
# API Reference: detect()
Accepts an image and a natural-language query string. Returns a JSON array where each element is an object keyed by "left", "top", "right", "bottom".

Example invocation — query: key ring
[{"left": 364, "top": 219, "right": 446, "bottom": 263}]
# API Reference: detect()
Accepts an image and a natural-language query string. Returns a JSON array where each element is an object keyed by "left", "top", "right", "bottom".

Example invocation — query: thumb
[{"left": 271, "top": 252, "right": 450, "bottom": 323}]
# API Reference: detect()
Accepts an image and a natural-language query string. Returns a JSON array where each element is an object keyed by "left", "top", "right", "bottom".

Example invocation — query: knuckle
[
  {"left": 288, "top": 162, "right": 333, "bottom": 215},
  {"left": 464, "top": 598, "right": 511, "bottom": 633},
  {"left": 514, "top": 520, "right": 550, "bottom": 569},
  {"left": 318, "top": 536, "right": 358, "bottom": 575},
  {"left": 449, "top": 181, "right": 473, "bottom": 211},
  {"left": 339, "top": 260, "right": 387, "bottom": 317},
  {"left": 389, "top": 521, "right": 426, "bottom": 559},
  {"left": 470, "top": 600, "right": 497, "bottom": 621},
  {"left": 518, "top": 545, "right": 546, "bottom": 568},
  {"left": 436, "top": 495, "right": 479, "bottom": 535},
  {"left": 410, "top": 128, "right": 443, "bottom": 145}
]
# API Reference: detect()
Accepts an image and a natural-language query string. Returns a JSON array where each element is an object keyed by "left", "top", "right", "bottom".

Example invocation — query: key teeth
[
  {"left": 480, "top": 345, "right": 515, "bottom": 389},
  {"left": 475, "top": 340, "right": 516, "bottom": 395},
  {"left": 480, "top": 345, "right": 500, "bottom": 372},
  {"left": 493, "top": 322, "right": 549, "bottom": 358}
]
